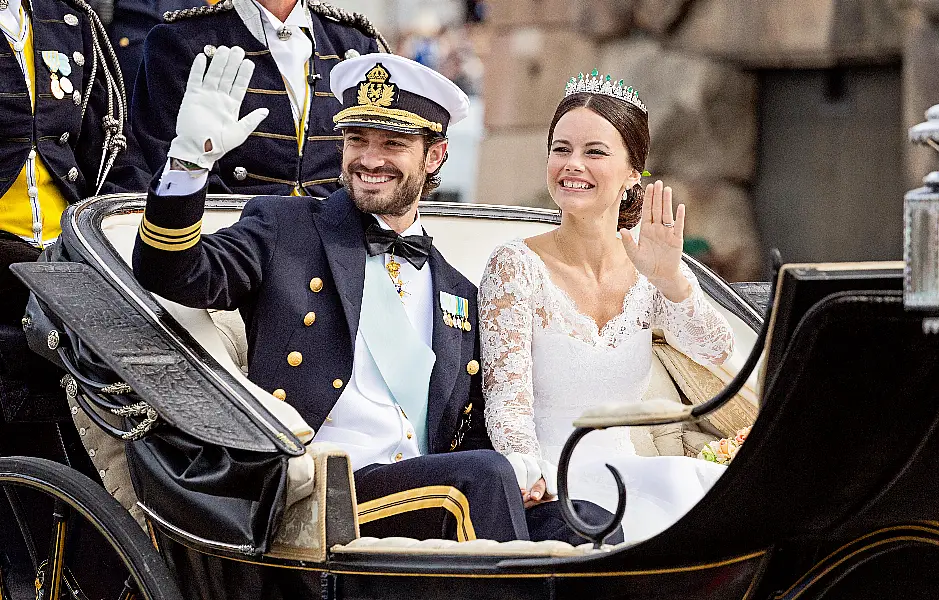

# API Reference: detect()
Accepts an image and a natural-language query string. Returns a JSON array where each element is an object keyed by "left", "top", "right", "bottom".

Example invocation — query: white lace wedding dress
[{"left": 479, "top": 239, "right": 735, "bottom": 544}]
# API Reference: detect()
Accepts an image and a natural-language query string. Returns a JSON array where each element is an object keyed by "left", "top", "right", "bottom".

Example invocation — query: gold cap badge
[{"left": 357, "top": 63, "right": 397, "bottom": 108}]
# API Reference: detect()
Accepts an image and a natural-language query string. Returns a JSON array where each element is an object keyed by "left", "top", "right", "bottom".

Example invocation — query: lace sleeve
[
  {"left": 652, "top": 262, "right": 735, "bottom": 366},
  {"left": 478, "top": 242, "right": 542, "bottom": 459}
]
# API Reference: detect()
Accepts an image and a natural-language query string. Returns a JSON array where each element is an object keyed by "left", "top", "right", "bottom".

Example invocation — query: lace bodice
[{"left": 479, "top": 239, "right": 734, "bottom": 464}]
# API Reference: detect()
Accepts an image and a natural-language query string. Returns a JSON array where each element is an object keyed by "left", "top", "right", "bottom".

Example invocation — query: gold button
[
  {"left": 303, "top": 311, "right": 316, "bottom": 326},
  {"left": 119, "top": 37, "right": 130, "bottom": 47},
  {"left": 463, "top": 321, "right": 471, "bottom": 332},
  {"left": 287, "top": 351, "right": 303, "bottom": 367},
  {"left": 394, "top": 453, "right": 403, "bottom": 461},
  {"left": 272, "top": 389, "right": 286, "bottom": 401},
  {"left": 406, "top": 431, "right": 413, "bottom": 439},
  {"left": 310, "top": 277, "right": 324, "bottom": 293},
  {"left": 466, "top": 360, "right": 480, "bottom": 376},
  {"left": 332, "top": 378, "right": 343, "bottom": 389}
]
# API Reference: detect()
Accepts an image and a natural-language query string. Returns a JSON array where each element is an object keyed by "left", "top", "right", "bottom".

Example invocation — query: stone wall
[{"left": 476, "top": 0, "right": 923, "bottom": 282}]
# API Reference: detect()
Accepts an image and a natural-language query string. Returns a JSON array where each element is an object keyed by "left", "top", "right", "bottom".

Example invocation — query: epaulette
[
  {"left": 308, "top": 1, "right": 390, "bottom": 52},
  {"left": 163, "top": 0, "right": 234, "bottom": 23}
]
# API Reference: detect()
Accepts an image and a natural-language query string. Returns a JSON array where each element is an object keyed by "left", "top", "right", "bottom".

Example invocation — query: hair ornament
[{"left": 565, "top": 69, "right": 647, "bottom": 114}]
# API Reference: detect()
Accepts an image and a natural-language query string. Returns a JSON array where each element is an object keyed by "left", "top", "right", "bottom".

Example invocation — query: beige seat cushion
[
  {"left": 652, "top": 341, "right": 758, "bottom": 438},
  {"left": 332, "top": 536, "right": 622, "bottom": 557}
]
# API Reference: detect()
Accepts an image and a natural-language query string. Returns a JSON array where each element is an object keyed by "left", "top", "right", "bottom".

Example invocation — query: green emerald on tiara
[{"left": 591, "top": 69, "right": 599, "bottom": 77}]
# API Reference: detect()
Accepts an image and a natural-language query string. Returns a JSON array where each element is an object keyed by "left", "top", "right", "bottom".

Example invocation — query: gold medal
[
  {"left": 50, "top": 74, "right": 64, "bottom": 99},
  {"left": 463, "top": 321, "right": 471, "bottom": 332},
  {"left": 386, "top": 259, "right": 400, "bottom": 279},
  {"left": 444, "top": 313, "right": 452, "bottom": 327},
  {"left": 59, "top": 76, "right": 73, "bottom": 94}
]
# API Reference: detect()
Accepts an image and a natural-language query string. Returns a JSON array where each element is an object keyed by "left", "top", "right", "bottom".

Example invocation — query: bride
[{"left": 478, "top": 74, "right": 735, "bottom": 544}]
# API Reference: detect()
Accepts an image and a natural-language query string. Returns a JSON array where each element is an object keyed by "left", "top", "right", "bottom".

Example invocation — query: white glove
[
  {"left": 167, "top": 46, "right": 269, "bottom": 170},
  {"left": 505, "top": 452, "right": 558, "bottom": 497}
]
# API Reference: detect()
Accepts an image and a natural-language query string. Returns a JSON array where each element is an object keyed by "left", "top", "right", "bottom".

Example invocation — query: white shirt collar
[
  {"left": 1, "top": 0, "right": 24, "bottom": 29},
  {"left": 252, "top": 0, "right": 307, "bottom": 31},
  {"left": 372, "top": 213, "right": 424, "bottom": 238}
]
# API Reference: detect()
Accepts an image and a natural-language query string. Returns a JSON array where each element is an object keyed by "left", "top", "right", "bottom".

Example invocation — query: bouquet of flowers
[{"left": 697, "top": 426, "right": 751, "bottom": 465}]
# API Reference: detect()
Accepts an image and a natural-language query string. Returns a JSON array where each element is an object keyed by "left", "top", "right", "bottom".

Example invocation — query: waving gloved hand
[{"left": 167, "top": 46, "right": 269, "bottom": 170}]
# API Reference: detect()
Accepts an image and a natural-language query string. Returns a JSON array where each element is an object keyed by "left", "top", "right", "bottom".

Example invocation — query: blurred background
[{"left": 333, "top": 0, "right": 938, "bottom": 282}]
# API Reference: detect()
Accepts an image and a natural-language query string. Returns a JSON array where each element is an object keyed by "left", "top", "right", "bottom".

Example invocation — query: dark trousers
[
  {"left": 0, "top": 234, "right": 40, "bottom": 325},
  {"left": 354, "top": 449, "right": 624, "bottom": 546}
]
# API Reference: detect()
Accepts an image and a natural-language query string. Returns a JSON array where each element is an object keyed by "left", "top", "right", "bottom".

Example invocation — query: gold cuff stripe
[
  {"left": 301, "top": 177, "right": 340, "bottom": 186},
  {"left": 357, "top": 485, "right": 476, "bottom": 542},
  {"left": 141, "top": 216, "right": 202, "bottom": 237},
  {"left": 250, "top": 131, "right": 296, "bottom": 140},
  {"left": 139, "top": 225, "right": 201, "bottom": 251},
  {"left": 306, "top": 135, "right": 343, "bottom": 141},
  {"left": 314, "top": 91, "right": 335, "bottom": 97},
  {"left": 244, "top": 50, "right": 272, "bottom": 56},
  {"left": 247, "top": 88, "right": 288, "bottom": 95},
  {"left": 141, "top": 226, "right": 201, "bottom": 244},
  {"left": 315, "top": 53, "right": 340, "bottom": 60},
  {"left": 333, "top": 106, "right": 443, "bottom": 133}
]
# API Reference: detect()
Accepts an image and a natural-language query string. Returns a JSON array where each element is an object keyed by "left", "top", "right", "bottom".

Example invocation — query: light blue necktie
[{"left": 358, "top": 254, "right": 436, "bottom": 453}]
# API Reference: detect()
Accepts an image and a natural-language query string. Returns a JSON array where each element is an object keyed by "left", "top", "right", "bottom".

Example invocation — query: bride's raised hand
[{"left": 620, "top": 180, "right": 692, "bottom": 302}]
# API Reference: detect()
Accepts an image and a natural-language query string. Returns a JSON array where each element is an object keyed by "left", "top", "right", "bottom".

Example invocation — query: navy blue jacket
[
  {"left": 132, "top": 0, "right": 379, "bottom": 199},
  {"left": 0, "top": 0, "right": 149, "bottom": 205},
  {"left": 132, "top": 184, "right": 489, "bottom": 454}
]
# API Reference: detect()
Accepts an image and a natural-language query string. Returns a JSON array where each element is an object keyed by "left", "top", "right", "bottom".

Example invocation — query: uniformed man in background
[
  {"left": 132, "top": 0, "right": 388, "bottom": 198},
  {"left": 0, "top": 0, "right": 148, "bottom": 327}
]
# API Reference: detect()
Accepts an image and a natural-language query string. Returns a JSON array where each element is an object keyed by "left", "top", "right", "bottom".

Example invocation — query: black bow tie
[{"left": 364, "top": 223, "right": 433, "bottom": 270}]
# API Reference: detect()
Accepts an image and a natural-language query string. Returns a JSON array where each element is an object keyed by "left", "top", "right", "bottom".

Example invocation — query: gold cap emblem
[
  {"left": 357, "top": 63, "right": 397, "bottom": 108},
  {"left": 466, "top": 360, "right": 479, "bottom": 376}
]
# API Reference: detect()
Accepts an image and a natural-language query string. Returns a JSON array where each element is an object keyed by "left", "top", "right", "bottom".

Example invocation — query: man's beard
[{"left": 343, "top": 161, "right": 425, "bottom": 217}]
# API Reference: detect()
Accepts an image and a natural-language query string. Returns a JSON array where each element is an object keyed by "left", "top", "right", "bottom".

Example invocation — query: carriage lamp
[{"left": 904, "top": 104, "right": 939, "bottom": 311}]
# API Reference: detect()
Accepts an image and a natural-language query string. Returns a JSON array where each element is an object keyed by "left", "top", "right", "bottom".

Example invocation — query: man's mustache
[{"left": 346, "top": 163, "right": 402, "bottom": 178}]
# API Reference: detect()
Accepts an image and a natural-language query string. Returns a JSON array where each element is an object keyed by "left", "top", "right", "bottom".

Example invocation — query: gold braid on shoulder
[{"left": 308, "top": 1, "right": 391, "bottom": 53}]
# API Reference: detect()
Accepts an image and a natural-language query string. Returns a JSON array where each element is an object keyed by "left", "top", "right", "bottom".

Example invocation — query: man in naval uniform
[
  {"left": 131, "top": 0, "right": 385, "bottom": 199},
  {"left": 133, "top": 49, "right": 621, "bottom": 544}
]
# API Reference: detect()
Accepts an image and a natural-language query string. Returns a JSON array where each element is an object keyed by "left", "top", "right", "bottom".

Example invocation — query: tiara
[{"left": 565, "top": 69, "right": 647, "bottom": 113}]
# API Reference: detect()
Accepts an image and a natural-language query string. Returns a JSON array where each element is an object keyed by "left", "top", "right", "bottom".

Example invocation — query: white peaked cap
[{"left": 330, "top": 53, "right": 470, "bottom": 136}]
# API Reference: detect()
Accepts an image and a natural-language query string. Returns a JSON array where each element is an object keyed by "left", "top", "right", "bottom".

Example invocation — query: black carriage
[{"left": 1, "top": 178, "right": 938, "bottom": 599}]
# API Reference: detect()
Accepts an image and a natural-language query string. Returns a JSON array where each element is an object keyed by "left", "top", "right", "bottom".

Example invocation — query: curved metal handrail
[{"left": 557, "top": 250, "right": 783, "bottom": 545}]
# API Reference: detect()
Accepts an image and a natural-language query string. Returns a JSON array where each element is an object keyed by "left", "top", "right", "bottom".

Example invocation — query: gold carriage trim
[
  {"left": 139, "top": 217, "right": 202, "bottom": 251},
  {"left": 333, "top": 105, "right": 443, "bottom": 133},
  {"left": 357, "top": 485, "right": 476, "bottom": 542}
]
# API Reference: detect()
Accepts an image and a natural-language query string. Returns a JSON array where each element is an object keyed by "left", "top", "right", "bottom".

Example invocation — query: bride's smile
[{"left": 547, "top": 107, "right": 640, "bottom": 221}]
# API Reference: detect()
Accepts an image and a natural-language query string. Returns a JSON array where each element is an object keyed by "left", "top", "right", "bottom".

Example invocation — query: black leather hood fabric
[{"left": 127, "top": 429, "right": 288, "bottom": 553}]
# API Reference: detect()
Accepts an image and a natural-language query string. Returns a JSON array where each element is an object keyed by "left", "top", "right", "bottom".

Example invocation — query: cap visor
[{"left": 334, "top": 118, "right": 428, "bottom": 136}]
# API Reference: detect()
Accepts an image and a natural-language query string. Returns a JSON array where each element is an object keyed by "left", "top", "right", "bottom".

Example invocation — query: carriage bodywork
[{"left": 2, "top": 192, "right": 939, "bottom": 600}]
